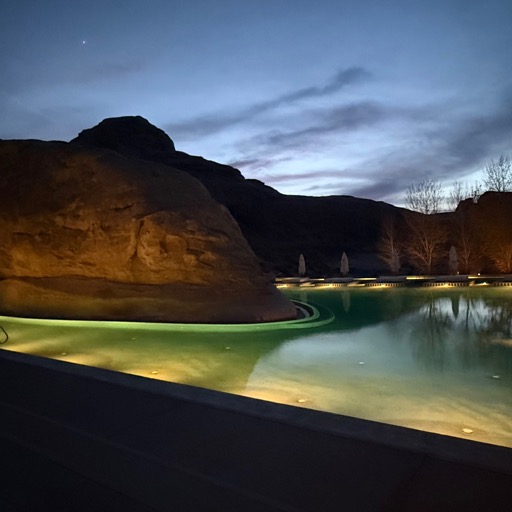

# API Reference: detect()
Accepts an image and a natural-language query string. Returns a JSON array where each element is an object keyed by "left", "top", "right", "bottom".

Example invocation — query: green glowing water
[{"left": 2, "top": 287, "right": 511, "bottom": 447}]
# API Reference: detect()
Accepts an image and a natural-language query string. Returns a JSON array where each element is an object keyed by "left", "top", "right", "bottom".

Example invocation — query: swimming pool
[{"left": 1, "top": 286, "right": 511, "bottom": 447}]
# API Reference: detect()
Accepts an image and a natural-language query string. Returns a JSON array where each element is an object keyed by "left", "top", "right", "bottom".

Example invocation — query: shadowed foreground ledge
[{"left": 0, "top": 348, "right": 511, "bottom": 512}]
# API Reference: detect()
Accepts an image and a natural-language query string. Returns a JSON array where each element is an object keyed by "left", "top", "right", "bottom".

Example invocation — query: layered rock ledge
[{"left": 0, "top": 139, "right": 295, "bottom": 323}]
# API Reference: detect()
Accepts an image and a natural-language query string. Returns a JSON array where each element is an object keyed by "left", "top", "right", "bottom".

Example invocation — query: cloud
[
  {"left": 227, "top": 100, "right": 387, "bottom": 179},
  {"left": 2, "top": 59, "right": 145, "bottom": 93},
  {"left": 166, "top": 66, "right": 372, "bottom": 138},
  {"left": 257, "top": 67, "right": 371, "bottom": 109},
  {"left": 439, "top": 103, "right": 512, "bottom": 170},
  {"left": 346, "top": 173, "right": 413, "bottom": 203},
  {"left": 226, "top": 85, "right": 512, "bottom": 205},
  {"left": 79, "top": 61, "right": 146, "bottom": 84},
  {"left": 264, "top": 169, "right": 349, "bottom": 184},
  {"left": 227, "top": 156, "right": 293, "bottom": 172},
  {"left": 342, "top": 94, "right": 512, "bottom": 203},
  {"left": 249, "top": 102, "right": 383, "bottom": 151}
]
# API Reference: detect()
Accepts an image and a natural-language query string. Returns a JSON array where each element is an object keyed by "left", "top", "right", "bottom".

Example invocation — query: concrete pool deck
[{"left": 1, "top": 348, "right": 511, "bottom": 511}]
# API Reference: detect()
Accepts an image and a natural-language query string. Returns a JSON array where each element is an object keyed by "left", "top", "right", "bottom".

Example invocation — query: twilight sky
[{"left": 2, "top": 0, "right": 512, "bottom": 205}]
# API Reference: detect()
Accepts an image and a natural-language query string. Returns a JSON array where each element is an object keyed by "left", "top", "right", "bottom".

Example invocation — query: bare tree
[
  {"left": 378, "top": 217, "right": 403, "bottom": 274},
  {"left": 483, "top": 155, "right": 512, "bottom": 192},
  {"left": 405, "top": 178, "right": 443, "bottom": 214},
  {"left": 469, "top": 181, "right": 483, "bottom": 203},
  {"left": 447, "top": 181, "right": 465, "bottom": 211},
  {"left": 447, "top": 181, "right": 483, "bottom": 211},
  {"left": 405, "top": 179, "right": 447, "bottom": 273},
  {"left": 405, "top": 213, "right": 447, "bottom": 273},
  {"left": 452, "top": 212, "right": 480, "bottom": 273},
  {"left": 493, "top": 245, "right": 512, "bottom": 273},
  {"left": 482, "top": 216, "right": 512, "bottom": 273}
]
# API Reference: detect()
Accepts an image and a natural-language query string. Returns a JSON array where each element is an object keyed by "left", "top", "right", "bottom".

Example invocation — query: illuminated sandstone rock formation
[{"left": 0, "top": 139, "right": 295, "bottom": 322}]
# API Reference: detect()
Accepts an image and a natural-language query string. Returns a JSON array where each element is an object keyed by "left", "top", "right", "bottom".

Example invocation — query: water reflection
[
  {"left": 285, "top": 287, "right": 512, "bottom": 374},
  {"left": 411, "top": 293, "right": 452, "bottom": 370},
  {"left": 248, "top": 288, "right": 512, "bottom": 446},
  {"left": 2, "top": 287, "right": 512, "bottom": 447},
  {"left": 409, "top": 289, "right": 512, "bottom": 375},
  {"left": 341, "top": 290, "right": 350, "bottom": 313},
  {"left": 451, "top": 294, "right": 460, "bottom": 319}
]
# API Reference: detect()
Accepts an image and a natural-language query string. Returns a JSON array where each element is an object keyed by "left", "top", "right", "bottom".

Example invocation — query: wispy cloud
[
  {"left": 166, "top": 67, "right": 372, "bottom": 138},
  {"left": 227, "top": 156, "right": 293, "bottom": 173},
  {"left": 2, "top": 59, "right": 145, "bottom": 93},
  {"left": 343, "top": 93, "right": 512, "bottom": 202},
  {"left": 438, "top": 101, "right": 512, "bottom": 170},
  {"left": 247, "top": 102, "right": 383, "bottom": 152},
  {"left": 226, "top": 86, "right": 512, "bottom": 205},
  {"left": 227, "top": 100, "right": 388, "bottom": 180},
  {"left": 79, "top": 61, "right": 146, "bottom": 83},
  {"left": 261, "top": 67, "right": 371, "bottom": 107}
]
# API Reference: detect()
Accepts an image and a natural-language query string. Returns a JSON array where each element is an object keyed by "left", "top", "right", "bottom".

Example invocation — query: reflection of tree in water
[
  {"left": 472, "top": 294, "right": 512, "bottom": 377},
  {"left": 286, "top": 288, "right": 512, "bottom": 376},
  {"left": 451, "top": 294, "right": 459, "bottom": 319},
  {"left": 454, "top": 290, "right": 486, "bottom": 369},
  {"left": 332, "top": 289, "right": 424, "bottom": 332},
  {"left": 410, "top": 289, "right": 512, "bottom": 375},
  {"left": 410, "top": 292, "right": 452, "bottom": 370},
  {"left": 477, "top": 297, "right": 512, "bottom": 340}
]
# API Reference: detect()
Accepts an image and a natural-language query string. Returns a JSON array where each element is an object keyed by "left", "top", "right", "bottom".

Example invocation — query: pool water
[{"left": 1, "top": 287, "right": 511, "bottom": 447}]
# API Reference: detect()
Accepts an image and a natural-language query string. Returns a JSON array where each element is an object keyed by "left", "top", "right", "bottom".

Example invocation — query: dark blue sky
[{"left": 2, "top": 0, "right": 512, "bottom": 204}]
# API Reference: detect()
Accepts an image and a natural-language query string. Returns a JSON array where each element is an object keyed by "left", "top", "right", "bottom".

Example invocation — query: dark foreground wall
[{"left": 1, "top": 348, "right": 511, "bottom": 511}]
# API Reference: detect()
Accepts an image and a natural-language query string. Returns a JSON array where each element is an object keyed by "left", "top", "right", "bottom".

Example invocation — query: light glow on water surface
[{"left": 1, "top": 287, "right": 511, "bottom": 447}]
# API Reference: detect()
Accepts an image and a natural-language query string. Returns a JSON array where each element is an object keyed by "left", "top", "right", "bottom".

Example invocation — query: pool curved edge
[{"left": 0, "top": 299, "right": 335, "bottom": 333}]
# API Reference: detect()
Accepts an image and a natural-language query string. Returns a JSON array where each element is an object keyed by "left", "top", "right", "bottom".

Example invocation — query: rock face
[
  {"left": 72, "top": 116, "right": 404, "bottom": 276},
  {"left": 455, "top": 192, "right": 512, "bottom": 273},
  {"left": 0, "top": 139, "right": 296, "bottom": 322}
]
